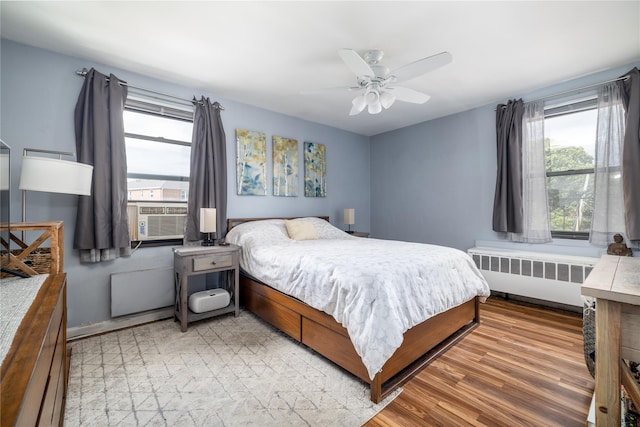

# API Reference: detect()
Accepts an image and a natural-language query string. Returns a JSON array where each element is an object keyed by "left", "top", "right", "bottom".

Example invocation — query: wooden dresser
[
  {"left": 1, "top": 273, "right": 68, "bottom": 427},
  {"left": 582, "top": 255, "right": 640, "bottom": 427}
]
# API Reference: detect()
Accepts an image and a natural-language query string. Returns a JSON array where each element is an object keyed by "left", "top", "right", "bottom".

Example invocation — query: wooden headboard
[{"left": 227, "top": 216, "right": 330, "bottom": 232}]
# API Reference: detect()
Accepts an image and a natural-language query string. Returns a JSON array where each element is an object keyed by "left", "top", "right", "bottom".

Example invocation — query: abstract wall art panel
[
  {"left": 236, "top": 129, "right": 267, "bottom": 196},
  {"left": 304, "top": 142, "right": 326, "bottom": 197},
  {"left": 272, "top": 135, "right": 298, "bottom": 197}
]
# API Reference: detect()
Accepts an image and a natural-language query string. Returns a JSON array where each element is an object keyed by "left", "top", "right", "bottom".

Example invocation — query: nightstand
[
  {"left": 350, "top": 231, "right": 369, "bottom": 238},
  {"left": 173, "top": 244, "right": 240, "bottom": 332}
]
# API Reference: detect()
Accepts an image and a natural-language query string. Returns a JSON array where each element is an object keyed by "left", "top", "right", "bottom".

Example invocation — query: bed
[{"left": 225, "top": 216, "right": 490, "bottom": 403}]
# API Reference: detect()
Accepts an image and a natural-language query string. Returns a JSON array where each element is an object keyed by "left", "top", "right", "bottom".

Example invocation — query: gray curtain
[
  {"left": 618, "top": 67, "right": 640, "bottom": 242},
  {"left": 184, "top": 98, "right": 227, "bottom": 242},
  {"left": 74, "top": 68, "right": 131, "bottom": 263},
  {"left": 590, "top": 83, "right": 626, "bottom": 246},
  {"left": 508, "top": 101, "right": 551, "bottom": 243},
  {"left": 492, "top": 99, "right": 525, "bottom": 233}
]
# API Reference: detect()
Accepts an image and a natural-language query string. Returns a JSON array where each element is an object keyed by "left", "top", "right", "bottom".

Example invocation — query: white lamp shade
[
  {"left": 19, "top": 156, "right": 93, "bottom": 195},
  {"left": 343, "top": 208, "right": 355, "bottom": 225},
  {"left": 349, "top": 94, "right": 367, "bottom": 116},
  {"left": 200, "top": 208, "right": 217, "bottom": 233},
  {"left": 380, "top": 91, "right": 397, "bottom": 109},
  {"left": 367, "top": 101, "right": 382, "bottom": 114}
]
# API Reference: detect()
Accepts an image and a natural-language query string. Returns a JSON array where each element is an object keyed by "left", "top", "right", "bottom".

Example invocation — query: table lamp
[
  {"left": 344, "top": 208, "right": 355, "bottom": 234},
  {"left": 200, "top": 208, "right": 216, "bottom": 246}
]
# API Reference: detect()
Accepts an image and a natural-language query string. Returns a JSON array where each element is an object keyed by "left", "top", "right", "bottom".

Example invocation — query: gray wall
[
  {"left": 371, "top": 61, "right": 640, "bottom": 257},
  {"left": 371, "top": 106, "right": 494, "bottom": 250},
  {"left": 0, "top": 39, "right": 370, "bottom": 328}
]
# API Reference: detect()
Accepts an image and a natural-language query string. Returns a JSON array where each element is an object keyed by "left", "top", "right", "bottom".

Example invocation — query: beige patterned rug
[{"left": 64, "top": 311, "right": 400, "bottom": 426}]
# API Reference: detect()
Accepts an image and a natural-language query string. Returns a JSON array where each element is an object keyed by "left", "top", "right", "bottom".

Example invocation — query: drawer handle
[{"left": 211, "top": 261, "right": 217, "bottom": 265}]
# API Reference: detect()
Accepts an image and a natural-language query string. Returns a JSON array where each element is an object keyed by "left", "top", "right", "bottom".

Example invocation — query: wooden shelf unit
[
  {"left": 1, "top": 221, "right": 64, "bottom": 276},
  {"left": 581, "top": 255, "right": 640, "bottom": 427}
]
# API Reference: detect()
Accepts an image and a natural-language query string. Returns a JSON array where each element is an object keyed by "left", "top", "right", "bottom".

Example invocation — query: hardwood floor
[{"left": 366, "top": 297, "right": 595, "bottom": 427}]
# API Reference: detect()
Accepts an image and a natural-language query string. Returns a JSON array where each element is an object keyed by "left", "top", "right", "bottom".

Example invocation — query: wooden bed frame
[{"left": 227, "top": 217, "right": 481, "bottom": 403}]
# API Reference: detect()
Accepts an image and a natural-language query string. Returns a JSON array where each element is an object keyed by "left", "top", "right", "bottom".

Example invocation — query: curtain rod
[
  {"left": 75, "top": 68, "right": 224, "bottom": 110},
  {"left": 497, "top": 75, "right": 629, "bottom": 109}
]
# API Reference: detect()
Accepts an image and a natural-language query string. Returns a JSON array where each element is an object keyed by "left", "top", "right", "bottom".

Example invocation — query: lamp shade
[
  {"left": 343, "top": 208, "right": 355, "bottom": 225},
  {"left": 19, "top": 156, "right": 93, "bottom": 195},
  {"left": 199, "top": 208, "right": 216, "bottom": 233},
  {"left": 349, "top": 94, "right": 367, "bottom": 116},
  {"left": 380, "top": 91, "right": 397, "bottom": 109}
]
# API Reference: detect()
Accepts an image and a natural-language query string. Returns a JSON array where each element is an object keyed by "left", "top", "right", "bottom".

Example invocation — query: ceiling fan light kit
[
  {"left": 350, "top": 94, "right": 367, "bottom": 116},
  {"left": 380, "top": 90, "right": 396, "bottom": 109},
  {"left": 307, "top": 48, "right": 452, "bottom": 116}
]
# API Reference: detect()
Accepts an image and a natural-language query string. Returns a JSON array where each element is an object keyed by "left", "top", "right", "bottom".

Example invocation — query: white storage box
[{"left": 188, "top": 288, "right": 230, "bottom": 313}]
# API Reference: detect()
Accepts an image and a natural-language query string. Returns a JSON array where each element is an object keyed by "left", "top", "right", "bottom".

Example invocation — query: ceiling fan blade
[
  {"left": 338, "top": 49, "right": 375, "bottom": 78},
  {"left": 388, "top": 86, "right": 431, "bottom": 104},
  {"left": 390, "top": 51, "right": 452, "bottom": 83},
  {"left": 300, "top": 86, "right": 360, "bottom": 95}
]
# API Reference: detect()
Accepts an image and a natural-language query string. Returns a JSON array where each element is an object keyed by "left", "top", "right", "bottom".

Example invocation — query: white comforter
[{"left": 225, "top": 217, "right": 490, "bottom": 380}]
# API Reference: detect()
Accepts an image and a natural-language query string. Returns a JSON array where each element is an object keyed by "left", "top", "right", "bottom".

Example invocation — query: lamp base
[
  {"left": 346, "top": 230, "right": 354, "bottom": 234},
  {"left": 201, "top": 232, "right": 216, "bottom": 246}
]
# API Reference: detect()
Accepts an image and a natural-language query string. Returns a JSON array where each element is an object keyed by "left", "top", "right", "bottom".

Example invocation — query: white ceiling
[{"left": 1, "top": 1, "right": 639, "bottom": 136}]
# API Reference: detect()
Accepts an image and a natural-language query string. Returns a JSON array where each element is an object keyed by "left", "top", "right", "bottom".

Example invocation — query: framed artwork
[
  {"left": 236, "top": 129, "right": 267, "bottom": 196},
  {"left": 272, "top": 135, "right": 298, "bottom": 197},
  {"left": 304, "top": 142, "right": 326, "bottom": 197}
]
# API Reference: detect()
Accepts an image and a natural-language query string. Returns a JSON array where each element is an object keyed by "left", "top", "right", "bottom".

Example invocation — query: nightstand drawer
[{"left": 193, "top": 253, "right": 233, "bottom": 272}]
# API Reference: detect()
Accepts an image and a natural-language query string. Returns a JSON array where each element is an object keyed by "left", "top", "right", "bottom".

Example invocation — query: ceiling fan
[{"left": 303, "top": 48, "right": 452, "bottom": 116}]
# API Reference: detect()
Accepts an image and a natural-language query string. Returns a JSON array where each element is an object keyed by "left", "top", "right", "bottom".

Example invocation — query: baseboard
[
  {"left": 67, "top": 307, "right": 174, "bottom": 341},
  {"left": 490, "top": 290, "right": 582, "bottom": 314}
]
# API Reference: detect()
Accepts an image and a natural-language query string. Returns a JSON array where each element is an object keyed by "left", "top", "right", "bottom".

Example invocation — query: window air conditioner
[{"left": 127, "top": 202, "right": 188, "bottom": 241}]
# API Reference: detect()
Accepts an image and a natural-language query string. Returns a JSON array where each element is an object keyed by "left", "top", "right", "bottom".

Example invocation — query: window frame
[
  {"left": 544, "top": 97, "right": 598, "bottom": 240},
  {"left": 123, "top": 101, "right": 193, "bottom": 248}
]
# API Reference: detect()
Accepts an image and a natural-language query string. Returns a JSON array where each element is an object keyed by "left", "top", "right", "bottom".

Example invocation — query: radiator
[
  {"left": 467, "top": 247, "right": 599, "bottom": 307},
  {"left": 110, "top": 267, "right": 175, "bottom": 317}
]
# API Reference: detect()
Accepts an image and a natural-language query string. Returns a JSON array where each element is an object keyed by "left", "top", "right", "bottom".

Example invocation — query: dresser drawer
[{"left": 192, "top": 253, "right": 233, "bottom": 272}]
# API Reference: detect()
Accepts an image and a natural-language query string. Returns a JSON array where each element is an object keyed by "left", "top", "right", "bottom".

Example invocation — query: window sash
[
  {"left": 547, "top": 168, "right": 594, "bottom": 177},
  {"left": 544, "top": 102, "right": 597, "bottom": 239},
  {"left": 124, "top": 132, "right": 191, "bottom": 147}
]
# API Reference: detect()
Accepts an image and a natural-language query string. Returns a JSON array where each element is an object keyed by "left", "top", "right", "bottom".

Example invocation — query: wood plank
[
  {"left": 621, "top": 303, "right": 640, "bottom": 361},
  {"left": 582, "top": 255, "right": 619, "bottom": 295},
  {"left": 301, "top": 317, "right": 370, "bottom": 382},
  {"left": 365, "top": 298, "right": 595, "bottom": 427},
  {"left": 595, "top": 298, "right": 621, "bottom": 426},
  {"left": 242, "top": 280, "right": 301, "bottom": 341},
  {"left": 583, "top": 255, "right": 640, "bottom": 305}
]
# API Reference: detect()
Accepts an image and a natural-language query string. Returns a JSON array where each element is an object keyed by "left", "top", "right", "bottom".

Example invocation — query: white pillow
[
  {"left": 302, "top": 217, "right": 355, "bottom": 239},
  {"left": 224, "top": 219, "right": 289, "bottom": 246},
  {"left": 284, "top": 219, "right": 318, "bottom": 240}
]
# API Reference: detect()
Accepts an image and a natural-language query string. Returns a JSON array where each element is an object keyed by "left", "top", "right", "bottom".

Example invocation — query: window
[
  {"left": 123, "top": 109, "right": 192, "bottom": 200},
  {"left": 123, "top": 96, "right": 193, "bottom": 244},
  {"left": 544, "top": 98, "right": 597, "bottom": 239}
]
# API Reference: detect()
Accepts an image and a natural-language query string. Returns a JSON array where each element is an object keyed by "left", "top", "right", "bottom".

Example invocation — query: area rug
[{"left": 64, "top": 311, "right": 400, "bottom": 426}]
